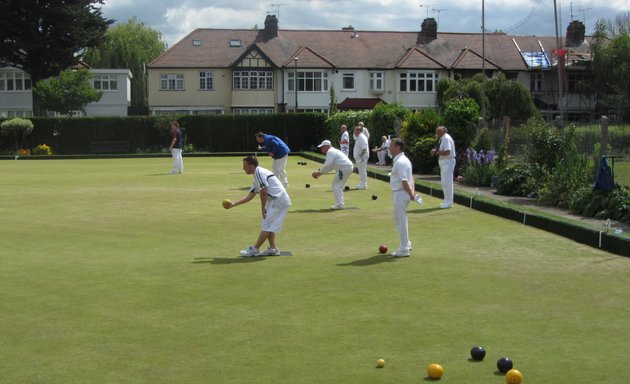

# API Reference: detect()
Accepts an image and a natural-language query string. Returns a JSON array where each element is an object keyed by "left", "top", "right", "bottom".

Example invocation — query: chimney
[
  {"left": 565, "top": 20, "right": 585, "bottom": 46},
  {"left": 342, "top": 25, "right": 355, "bottom": 31},
  {"left": 420, "top": 18, "right": 438, "bottom": 40},
  {"left": 264, "top": 14, "right": 279, "bottom": 38}
]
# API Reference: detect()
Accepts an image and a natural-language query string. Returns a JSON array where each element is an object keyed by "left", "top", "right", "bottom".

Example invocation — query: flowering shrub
[
  {"left": 16, "top": 148, "right": 31, "bottom": 156},
  {"left": 31, "top": 144, "right": 53, "bottom": 156},
  {"left": 462, "top": 148, "right": 497, "bottom": 186}
]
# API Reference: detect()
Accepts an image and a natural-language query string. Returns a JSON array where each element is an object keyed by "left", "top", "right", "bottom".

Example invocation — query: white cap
[{"left": 317, "top": 140, "right": 332, "bottom": 148}]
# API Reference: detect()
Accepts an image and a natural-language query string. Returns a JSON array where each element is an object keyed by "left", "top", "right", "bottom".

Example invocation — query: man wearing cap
[
  {"left": 255, "top": 131, "right": 290, "bottom": 188},
  {"left": 311, "top": 140, "right": 354, "bottom": 210},
  {"left": 353, "top": 125, "right": 369, "bottom": 189}
]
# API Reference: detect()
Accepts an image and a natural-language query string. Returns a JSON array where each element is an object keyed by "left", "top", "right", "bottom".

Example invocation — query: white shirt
[
  {"left": 353, "top": 127, "right": 370, "bottom": 141},
  {"left": 319, "top": 147, "right": 353, "bottom": 174},
  {"left": 353, "top": 133, "right": 369, "bottom": 161},
  {"left": 438, "top": 133, "right": 456, "bottom": 160},
  {"left": 250, "top": 166, "right": 288, "bottom": 200},
  {"left": 390, "top": 152, "right": 413, "bottom": 191},
  {"left": 340, "top": 130, "right": 350, "bottom": 155}
]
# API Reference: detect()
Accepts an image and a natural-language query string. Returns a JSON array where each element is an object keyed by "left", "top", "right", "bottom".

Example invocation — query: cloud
[{"left": 99, "top": 0, "right": 630, "bottom": 46}]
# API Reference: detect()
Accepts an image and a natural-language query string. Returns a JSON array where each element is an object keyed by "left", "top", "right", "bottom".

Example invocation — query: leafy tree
[
  {"left": 591, "top": 25, "right": 630, "bottom": 120},
  {"left": 0, "top": 117, "right": 34, "bottom": 152},
  {"left": 369, "top": 102, "right": 410, "bottom": 140},
  {"left": 83, "top": 17, "right": 166, "bottom": 109},
  {"left": 0, "top": 0, "right": 112, "bottom": 115},
  {"left": 596, "top": 11, "right": 630, "bottom": 37},
  {"left": 442, "top": 98, "right": 480, "bottom": 151},
  {"left": 32, "top": 69, "right": 102, "bottom": 116}
]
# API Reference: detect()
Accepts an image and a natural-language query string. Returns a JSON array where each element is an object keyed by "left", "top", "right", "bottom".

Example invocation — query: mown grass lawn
[{"left": 1, "top": 157, "right": 628, "bottom": 384}]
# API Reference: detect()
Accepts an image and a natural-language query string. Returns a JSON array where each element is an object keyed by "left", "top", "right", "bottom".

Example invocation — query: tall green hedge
[{"left": 0, "top": 113, "right": 327, "bottom": 154}]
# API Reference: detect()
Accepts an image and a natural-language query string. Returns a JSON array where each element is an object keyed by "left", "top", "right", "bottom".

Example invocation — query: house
[
  {"left": 147, "top": 15, "right": 596, "bottom": 120},
  {"left": 0, "top": 67, "right": 133, "bottom": 118}
]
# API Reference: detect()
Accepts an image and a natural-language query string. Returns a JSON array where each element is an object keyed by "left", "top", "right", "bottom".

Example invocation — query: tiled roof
[
  {"left": 338, "top": 97, "right": 386, "bottom": 109},
  {"left": 149, "top": 26, "right": 593, "bottom": 71}
]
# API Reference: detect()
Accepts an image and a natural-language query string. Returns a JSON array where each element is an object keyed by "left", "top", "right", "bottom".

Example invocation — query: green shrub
[
  {"left": 408, "top": 136, "right": 439, "bottom": 174},
  {"left": 1, "top": 117, "right": 34, "bottom": 152},
  {"left": 496, "top": 163, "right": 540, "bottom": 196},
  {"left": 400, "top": 109, "right": 440, "bottom": 144},
  {"left": 442, "top": 98, "right": 479, "bottom": 151},
  {"left": 537, "top": 144, "right": 594, "bottom": 208}
]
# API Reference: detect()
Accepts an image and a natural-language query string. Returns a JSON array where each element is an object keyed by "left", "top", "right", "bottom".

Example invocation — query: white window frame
[
  {"left": 233, "top": 71, "right": 273, "bottom": 91},
  {"left": 369, "top": 72, "right": 384, "bottom": 91},
  {"left": 93, "top": 75, "right": 117, "bottom": 91},
  {"left": 199, "top": 71, "right": 214, "bottom": 90},
  {"left": 342, "top": 73, "right": 355, "bottom": 90},
  {"left": 0, "top": 72, "right": 32, "bottom": 92},
  {"left": 233, "top": 107, "right": 274, "bottom": 115},
  {"left": 399, "top": 71, "right": 439, "bottom": 93},
  {"left": 530, "top": 73, "right": 542, "bottom": 91},
  {"left": 288, "top": 71, "right": 329, "bottom": 92},
  {"left": 160, "top": 73, "right": 185, "bottom": 91}
]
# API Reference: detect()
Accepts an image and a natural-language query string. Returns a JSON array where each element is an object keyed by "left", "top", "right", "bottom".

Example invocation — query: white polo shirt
[
  {"left": 390, "top": 152, "right": 413, "bottom": 191},
  {"left": 438, "top": 133, "right": 456, "bottom": 160},
  {"left": 250, "top": 166, "right": 288, "bottom": 201}
]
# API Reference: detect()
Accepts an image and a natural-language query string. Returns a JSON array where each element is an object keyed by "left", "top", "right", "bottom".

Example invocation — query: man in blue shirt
[{"left": 255, "top": 131, "right": 291, "bottom": 188}]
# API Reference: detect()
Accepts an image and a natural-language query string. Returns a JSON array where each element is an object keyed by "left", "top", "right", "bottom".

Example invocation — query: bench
[{"left": 90, "top": 140, "right": 130, "bottom": 154}]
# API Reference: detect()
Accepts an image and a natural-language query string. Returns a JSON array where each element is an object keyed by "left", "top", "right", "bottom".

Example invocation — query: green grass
[{"left": 1, "top": 157, "right": 629, "bottom": 383}]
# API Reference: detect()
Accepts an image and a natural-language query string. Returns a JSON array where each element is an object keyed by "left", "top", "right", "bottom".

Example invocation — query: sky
[{"left": 100, "top": 0, "right": 630, "bottom": 47}]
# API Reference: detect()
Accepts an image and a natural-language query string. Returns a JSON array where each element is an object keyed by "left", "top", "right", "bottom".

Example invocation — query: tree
[
  {"left": 0, "top": 0, "right": 112, "bottom": 115},
  {"left": 82, "top": 17, "right": 166, "bottom": 110},
  {"left": 0, "top": 117, "right": 34, "bottom": 153},
  {"left": 32, "top": 69, "right": 102, "bottom": 116},
  {"left": 592, "top": 22, "right": 630, "bottom": 120}
]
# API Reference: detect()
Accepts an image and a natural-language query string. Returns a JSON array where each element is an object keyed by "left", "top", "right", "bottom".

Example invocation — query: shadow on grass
[
  {"left": 229, "top": 187, "right": 251, "bottom": 191},
  {"left": 192, "top": 257, "right": 267, "bottom": 265},
  {"left": 409, "top": 207, "right": 444, "bottom": 214},
  {"left": 336, "top": 254, "right": 402, "bottom": 267},
  {"left": 290, "top": 207, "right": 360, "bottom": 213}
]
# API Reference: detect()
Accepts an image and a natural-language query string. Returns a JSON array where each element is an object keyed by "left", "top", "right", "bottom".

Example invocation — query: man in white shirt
[
  {"left": 430, "top": 126, "right": 456, "bottom": 209},
  {"left": 224, "top": 156, "right": 292, "bottom": 257},
  {"left": 311, "top": 140, "right": 354, "bottom": 210},
  {"left": 352, "top": 125, "right": 369, "bottom": 189},
  {"left": 389, "top": 138, "right": 419, "bottom": 257},
  {"left": 339, "top": 124, "right": 350, "bottom": 156},
  {"left": 372, "top": 135, "right": 390, "bottom": 165},
  {"left": 358, "top": 121, "right": 370, "bottom": 141}
]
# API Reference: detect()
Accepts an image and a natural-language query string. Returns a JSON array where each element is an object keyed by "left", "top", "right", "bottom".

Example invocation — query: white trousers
[
  {"left": 377, "top": 151, "right": 386, "bottom": 165},
  {"left": 333, "top": 165, "right": 354, "bottom": 206},
  {"left": 261, "top": 195, "right": 291, "bottom": 233},
  {"left": 392, "top": 190, "right": 411, "bottom": 251},
  {"left": 355, "top": 157, "right": 368, "bottom": 188},
  {"left": 439, "top": 158, "right": 456, "bottom": 204},
  {"left": 272, "top": 155, "right": 289, "bottom": 187},
  {"left": 171, "top": 148, "right": 183, "bottom": 173}
]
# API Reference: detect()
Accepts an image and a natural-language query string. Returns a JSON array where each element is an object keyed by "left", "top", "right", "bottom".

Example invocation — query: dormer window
[
  {"left": 229, "top": 39, "right": 242, "bottom": 47},
  {"left": 192, "top": 39, "right": 202, "bottom": 46}
]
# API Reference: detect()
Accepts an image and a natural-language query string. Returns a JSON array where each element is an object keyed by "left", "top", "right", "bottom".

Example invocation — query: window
[
  {"left": 93, "top": 75, "right": 117, "bottom": 91},
  {"left": 370, "top": 72, "right": 384, "bottom": 91},
  {"left": 233, "top": 107, "right": 274, "bottom": 115},
  {"left": 229, "top": 39, "right": 242, "bottom": 47},
  {"left": 233, "top": 71, "right": 273, "bottom": 90},
  {"left": 399, "top": 71, "right": 439, "bottom": 92},
  {"left": 529, "top": 73, "right": 542, "bottom": 91},
  {"left": 342, "top": 73, "right": 355, "bottom": 90},
  {"left": 0, "top": 72, "right": 32, "bottom": 91},
  {"left": 193, "top": 39, "right": 202, "bottom": 46},
  {"left": 288, "top": 71, "right": 328, "bottom": 92},
  {"left": 160, "top": 74, "right": 184, "bottom": 90},
  {"left": 199, "top": 71, "right": 214, "bottom": 90}
]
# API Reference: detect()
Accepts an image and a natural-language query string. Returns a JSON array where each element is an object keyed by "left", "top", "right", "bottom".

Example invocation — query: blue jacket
[{"left": 261, "top": 134, "right": 290, "bottom": 159}]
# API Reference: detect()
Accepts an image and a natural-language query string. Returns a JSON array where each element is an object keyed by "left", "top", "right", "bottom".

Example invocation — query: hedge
[{"left": 0, "top": 113, "right": 328, "bottom": 155}]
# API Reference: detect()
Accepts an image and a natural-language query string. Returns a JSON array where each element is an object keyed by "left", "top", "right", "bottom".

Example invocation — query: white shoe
[
  {"left": 356, "top": 185, "right": 367, "bottom": 190},
  {"left": 407, "top": 241, "right": 412, "bottom": 250},
  {"left": 331, "top": 204, "right": 345, "bottom": 210},
  {"left": 259, "top": 247, "right": 280, "bottom": 256},
  {"left": 390, "top": 249, "right": 410, "bottom": 257},
  {"left": 239, "top": 246, "right": 260, "bottom": 257},
  {"left": 439, "top": 203, "right": 452, "bottom": 209}
]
